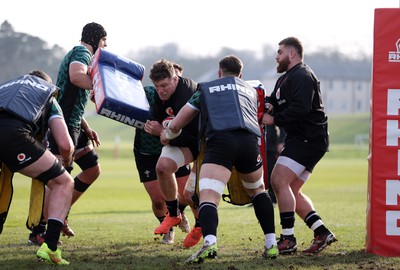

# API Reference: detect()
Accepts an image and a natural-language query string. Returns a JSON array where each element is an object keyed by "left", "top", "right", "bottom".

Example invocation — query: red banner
[{"left": 367, "top": 8, "right": 400, "bottom": 256}]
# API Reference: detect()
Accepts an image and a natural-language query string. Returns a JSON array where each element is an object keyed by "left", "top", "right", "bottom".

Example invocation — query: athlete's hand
[
  {"left": 262, "top": 113, "right": 275, "bottom": 126},
  {"left": 89, "top": 129, "right": 101, "bottom": 147},
  {"left": 84, "top": 128, "right": 101, "bottom": 147},
  {"left": 160, "top": 129, "right": 170, "bottom": 145},
  {"left": 144, "top": 120, "right": 163, "bottom": 136},
  {"left": 265, "top": 103, "right": 273, "bottom": 114}
]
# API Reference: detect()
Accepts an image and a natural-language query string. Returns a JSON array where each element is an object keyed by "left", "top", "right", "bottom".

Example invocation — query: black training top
[
  {"left": 153, "top": 76, "right": 199, "bottom": 148},
  {"left": 268, "top": 63, "right": 329, "bottom": 151}
]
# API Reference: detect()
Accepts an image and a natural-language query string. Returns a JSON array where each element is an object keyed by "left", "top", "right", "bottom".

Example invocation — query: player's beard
[{"left": 276, "top": 56, "right": 290, "bottom": 73}]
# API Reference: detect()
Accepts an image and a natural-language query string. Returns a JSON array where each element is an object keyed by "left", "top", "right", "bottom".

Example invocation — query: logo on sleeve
[
  {"left": 17, "top": 153, "right": 32, "bottom": 164},
  {"left": 17, "top": 153, "right": 26, "bottom": 161}
]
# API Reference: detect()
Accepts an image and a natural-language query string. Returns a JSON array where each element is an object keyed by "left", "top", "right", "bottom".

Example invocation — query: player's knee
[
  {"left": 156, "top": 159, "right": 176, "bottom": 176},
  {"left": 87, "top": 164, "right": 101, "bottom": 179},
  {"left": 159, "top": 146, "right": 184, "bottom": 168},
  {"left": 270, "top": 176, "right": 280, "bottom": 191},
  {"left": 75, "top": 150, "right": 99, "bottom": 171},
  {"left": 36, "top": 159, "right": 66, "bottom": 185},
  {"left": 155, "top": 161, "right": 167, "bottom": 175},
  {"left": 78, "top": 166, "right": 101, "bottom": 185}
]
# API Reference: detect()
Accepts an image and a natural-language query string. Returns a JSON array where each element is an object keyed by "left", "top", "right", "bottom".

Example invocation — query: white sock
[
  {"left": 265, "top": 233, "right": 277, "bottom": 248},
  {"left": 282, "top": 228, "right": 295, "bottom": 236},
  {"left": 203, "top": 235, "right": 217, "bottom": 246}
]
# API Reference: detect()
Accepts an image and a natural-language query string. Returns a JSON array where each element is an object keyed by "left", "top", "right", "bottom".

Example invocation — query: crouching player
[{"left": 0, "top": 70, "right": 74, "bottom": 265}]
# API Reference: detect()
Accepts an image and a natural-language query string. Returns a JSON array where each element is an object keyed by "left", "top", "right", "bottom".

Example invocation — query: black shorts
[
  {"left": 47, "top": 127, "right": 91, "bottom": 155},
  {"left": 280, "top": 138, "right": 326, "bottom": 172},
  {"left": 76, "top": 129, "right": 93, "bottom": 149},
  {"left": 203, "top": 130, "right": 263, "bottom": 174},
  {"left": 0, "top": 116, "right": 46, "bottom": 172},
  {"left": 134, "top": 150, "right": 191, "bottom": 183}
]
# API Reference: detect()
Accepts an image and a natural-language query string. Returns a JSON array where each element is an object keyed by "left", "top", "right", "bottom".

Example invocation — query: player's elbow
[{"left": 58, "top": 138, "right": 74, "bottom": 160}]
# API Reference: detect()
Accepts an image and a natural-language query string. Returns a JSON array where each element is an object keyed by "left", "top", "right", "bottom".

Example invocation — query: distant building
[
  {"left": 321, "top": 78, "right": 371, "bottom": 115},
  {"left": 264, "top": 77, "right": 371, "bottom": 115},
  {"left": 260, "top": 60, "right": 372, "bottom": 116}
]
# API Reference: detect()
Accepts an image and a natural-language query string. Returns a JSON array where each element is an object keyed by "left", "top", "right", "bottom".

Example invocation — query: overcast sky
[{"left": 1, "top": 0, "right": 399, "bottom": 57}]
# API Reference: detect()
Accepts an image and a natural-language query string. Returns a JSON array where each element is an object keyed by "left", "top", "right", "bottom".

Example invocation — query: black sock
[
  {"left": 194, "top": 218, "right": 201, "bottom": 228},
  {"left": 178, "top": 203, "right": 187, "bottom": 214},
  {"left": 304, "top": 211, "right": 329, "bottom": 236},
  {"left": 45, "top": 219, "right": 63, "bottom": 251},
  {"left": 198, "top": 202, "right": 218, "bottom": 237},
  {"left": 280, "top": 211, "right": 295, "bottom": 238},
  {"left": 32, "top": 220, "right": 47, "bottom": 235},
  {"left": 252, "top": 192, "right": 275, "bottom": 234},
  {"left": 166, "top": 200, "right": 178, "bottom": 216}
]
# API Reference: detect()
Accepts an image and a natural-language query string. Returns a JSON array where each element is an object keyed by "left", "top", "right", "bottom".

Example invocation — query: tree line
[{"left": 0, "top": 20, "right": 371, "bottom": 87}]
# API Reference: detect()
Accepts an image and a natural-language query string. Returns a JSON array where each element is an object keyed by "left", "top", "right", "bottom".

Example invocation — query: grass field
[
  {"left": 83, "top": 110, "right": 371, "bottom": 147},
  {"left": 1, "top": 113, "right": 400, "bottom": 269}
]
